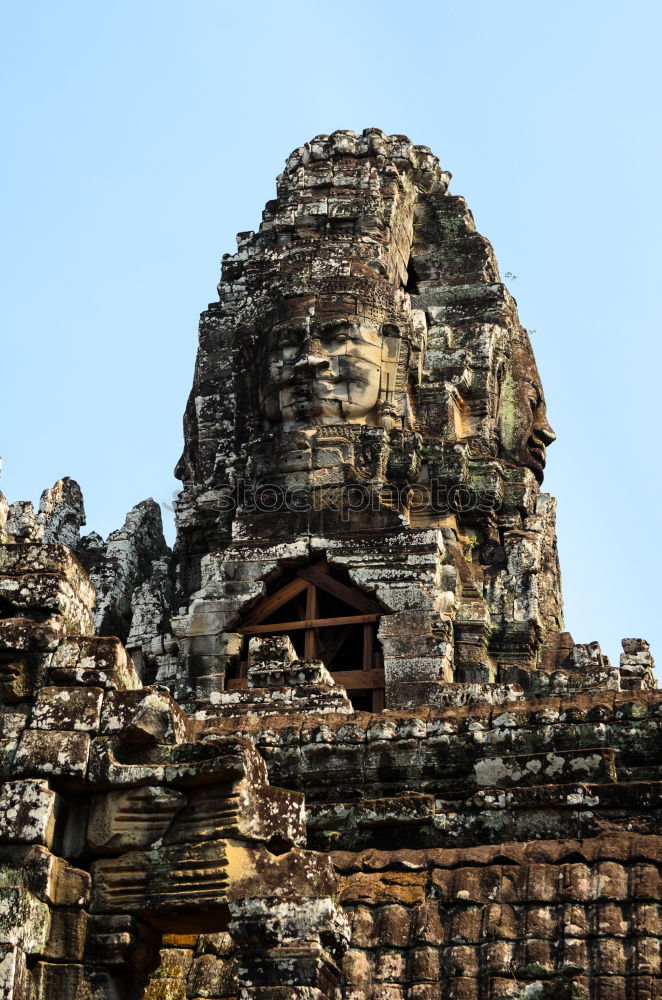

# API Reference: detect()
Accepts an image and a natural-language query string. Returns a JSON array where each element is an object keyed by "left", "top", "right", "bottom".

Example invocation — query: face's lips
[
  {"left": 288, "top": 372, "right": 337, "bottom": 385},
  {"left": 287, "top": 379, "right": 337, "bottom": 397},
  {"left": 525, "top": 437, "right": 547, "bottom": 482},
  {"left": 286, "top": 371, "right": 371, "bottom": 390},
  {"left": 528, "top": 441, "right": 546, "bottom": 465}
]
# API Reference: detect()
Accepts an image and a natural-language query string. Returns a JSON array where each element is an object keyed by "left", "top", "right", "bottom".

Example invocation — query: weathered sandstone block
[{"left": 0, "top": 780, "right": 60, "bottom": 848}]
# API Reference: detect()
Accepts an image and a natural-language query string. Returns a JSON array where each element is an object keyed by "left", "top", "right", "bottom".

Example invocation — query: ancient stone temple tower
[
  {"left": 169, "top": 128, "right": 565, "bottom": 714},
  {"left": 0, "top": 130, "right": 659, "bottom": 1000}
]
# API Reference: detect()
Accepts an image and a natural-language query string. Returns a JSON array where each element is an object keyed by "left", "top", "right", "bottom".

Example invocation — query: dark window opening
[{"left": 228, "top": 561, "right": 386, "bottom": 712}]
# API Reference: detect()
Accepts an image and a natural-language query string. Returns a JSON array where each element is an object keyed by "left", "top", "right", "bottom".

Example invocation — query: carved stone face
[
  {"left": 0, "top": 652, "right": 36, "bottom": 704},
  {"left": 259, "top": 311, "right": 386, "bottom": 428},
  {"left": 498, "top": 339, "right": 556, "bottom": 482}
]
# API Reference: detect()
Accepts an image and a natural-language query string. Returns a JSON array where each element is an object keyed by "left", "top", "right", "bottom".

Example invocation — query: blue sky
[{"left": 2, "top": 0, "right": 661, "bottom": 669}]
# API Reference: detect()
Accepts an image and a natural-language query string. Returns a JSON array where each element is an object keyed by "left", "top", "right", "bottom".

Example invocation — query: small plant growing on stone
[{"left": 463, "top": 534, "right": 479, "bottom": 561}]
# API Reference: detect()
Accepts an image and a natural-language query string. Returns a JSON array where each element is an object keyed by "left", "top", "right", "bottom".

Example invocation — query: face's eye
[
  {"left": 322, "top": 325, "right": 351, "bottom": 345},
  {"left": 275, "top": 329, "right": 300, "bottom": 350}
]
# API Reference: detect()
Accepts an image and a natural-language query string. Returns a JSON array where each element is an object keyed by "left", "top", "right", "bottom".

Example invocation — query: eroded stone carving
[
  {"left": 257, "top": 281, "right": 408, "bottom": 430},
  {"left": 497, "top": 329, "right": 557, "bottom": 481}
]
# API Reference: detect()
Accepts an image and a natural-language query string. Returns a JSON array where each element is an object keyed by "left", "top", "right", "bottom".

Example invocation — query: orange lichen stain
[
  {"left": 161, "top": 934, "right": 198, "bottom": 947},
  {"left": 140, "top": 980, "right": 187, "bottom": 1000},
  {"left": 224, "top": 841, "right": 258, "bottom": 882}
]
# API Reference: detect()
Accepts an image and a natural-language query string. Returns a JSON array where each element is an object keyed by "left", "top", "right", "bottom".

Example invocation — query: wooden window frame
[{"left": 228, "top": 563, "right": 385, "bottom": 711}]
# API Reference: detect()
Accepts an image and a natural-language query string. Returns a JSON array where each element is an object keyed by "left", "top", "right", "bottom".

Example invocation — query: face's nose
[
  {"left": 293, "top": 336, "right": 330, "bottom": 373},
  {"left": 293, "top": 352, "right": 330, "bottom": 373},
  {"left": 535, "top": 415, "right": 556, "bottom": 447}
]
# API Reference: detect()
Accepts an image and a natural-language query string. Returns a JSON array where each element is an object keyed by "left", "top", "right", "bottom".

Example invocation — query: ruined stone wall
[
  {"left": 0, "top": 537, "right": 349, "bottom": 999},
  {"left": 335, "top": 836, "right": 662, "bottom": 1000}
]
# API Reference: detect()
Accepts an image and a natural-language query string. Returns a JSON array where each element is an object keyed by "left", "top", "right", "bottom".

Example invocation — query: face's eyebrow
[
  {"left": 268, "top": 322, "right": 307, "bottom": 342},
  {"left": 315, "top": 318, "right": 352, "bottom": 332}
]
